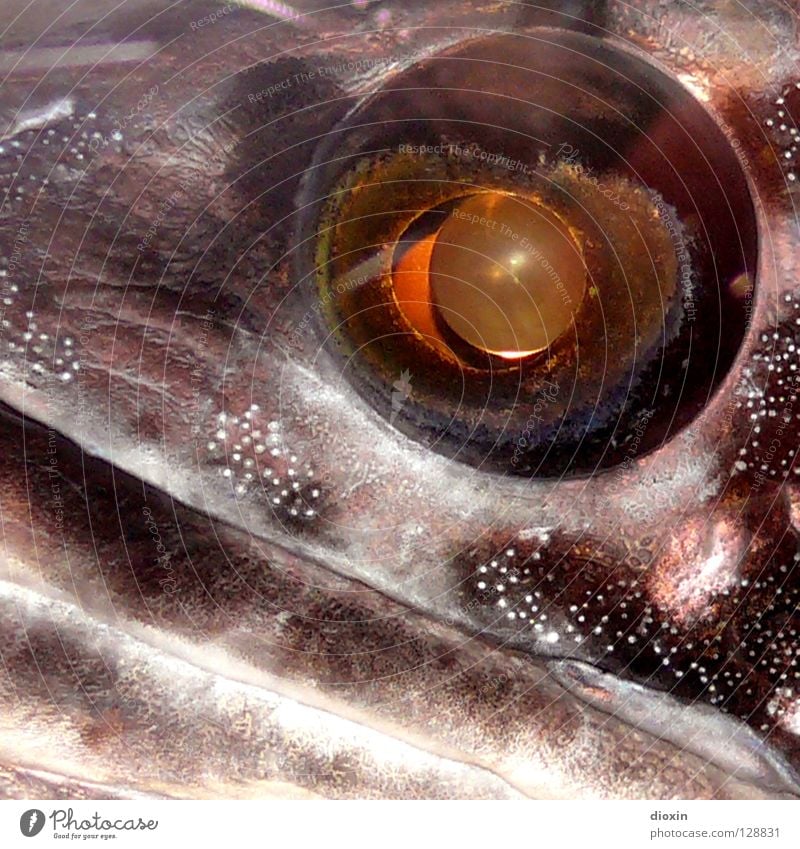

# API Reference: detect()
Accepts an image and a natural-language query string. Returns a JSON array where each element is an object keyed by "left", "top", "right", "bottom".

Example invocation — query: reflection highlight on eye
[{"left": 417, "top": 191, "right": 586, "bottom": 358}]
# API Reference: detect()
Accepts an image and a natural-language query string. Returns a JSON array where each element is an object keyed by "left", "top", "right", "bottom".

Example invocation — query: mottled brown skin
[
  {"left": 0, "top": 0, "right": 799, "bottom": 799},
  {"left": 0, "top": 416, "right": 788, "bottom": 799}
]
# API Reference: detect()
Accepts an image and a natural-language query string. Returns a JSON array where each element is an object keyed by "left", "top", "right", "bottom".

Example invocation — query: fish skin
[{"left": 0, "top": 414, "right": 787, "bottom": 799}]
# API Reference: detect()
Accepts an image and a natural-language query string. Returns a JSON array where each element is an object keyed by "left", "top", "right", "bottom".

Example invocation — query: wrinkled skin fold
[{"left": 1, "top": 0, "right": 799, "bottom": 799}]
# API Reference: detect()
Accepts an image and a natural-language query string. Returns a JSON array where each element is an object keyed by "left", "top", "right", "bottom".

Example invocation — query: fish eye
[{"left": 297, "top": 30, "right": 757, "bottom": 477}]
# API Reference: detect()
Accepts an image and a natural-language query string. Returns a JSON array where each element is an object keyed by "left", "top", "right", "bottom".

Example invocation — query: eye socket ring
[{"left": 296, "top": 28, "right": 758, "bottom": 478}]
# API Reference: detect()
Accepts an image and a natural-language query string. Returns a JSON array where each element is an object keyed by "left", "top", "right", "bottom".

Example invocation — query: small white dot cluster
[
  {"left": 733, "top": 300, "right": 800, "bottom": 480},
  {"left": 205, "top": 405, "right": 320, "bottom": 520},
  {"left": 1, "top": 110, "right": 119, "bottom": 208},
  {"left": 1, "top": 306, "right": 79, "bottom": 384},
  {"left": 470, "top": 537, "right": 800, "bottom": 731},
  {"left": 764, "top": 83, "right": 800, "bottom": 184}
]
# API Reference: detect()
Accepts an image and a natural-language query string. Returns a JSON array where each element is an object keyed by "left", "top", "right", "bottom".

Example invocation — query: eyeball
[{"left": 297, "top": 29, "right": 757, "bottom": 478}]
